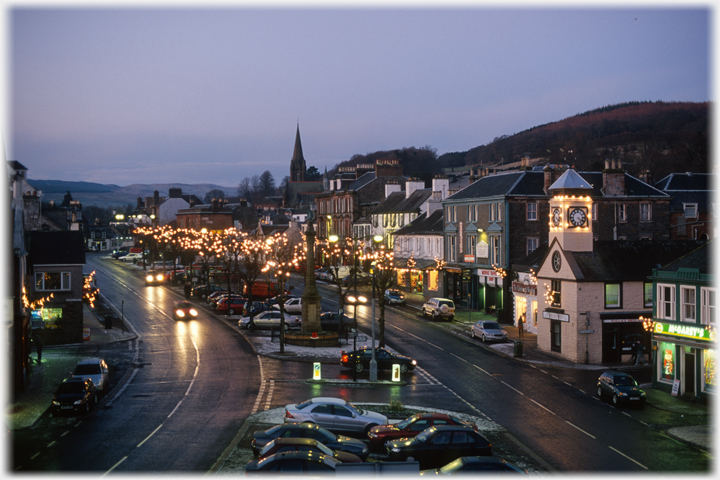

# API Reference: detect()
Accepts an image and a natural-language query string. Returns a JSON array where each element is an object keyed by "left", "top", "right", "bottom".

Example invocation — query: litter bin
[
  {"left": 513, "top": 341, "right": 523, "bottom": 358},
  {"left": 104, "top": 314, "right": 113, "bottom": 330}
]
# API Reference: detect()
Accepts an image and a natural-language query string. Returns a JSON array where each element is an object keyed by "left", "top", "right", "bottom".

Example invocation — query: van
[{"left": 244, "top": 281, "right": 280, "bottom": 299}]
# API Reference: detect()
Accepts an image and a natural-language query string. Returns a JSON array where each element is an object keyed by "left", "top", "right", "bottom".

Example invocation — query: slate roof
[
  {"left": 372, "top": 189, "right": 432, "bottom": 214},
  {"left": 654, "top": 173, "right": 714, "bottom": 213},
  {"left": 446, "top": 170, "right": 669, "bottom": 201},
  {"left": 562, "top": 240, "right": 705, "bottom": 282},
  {"left": 393, "top": 210, "right": 444, "bottom": 236},
  {"left": 512, "top": 243, "right": 549, "bottom": 272},
  {"left": 656, "top": 241, "right": 712, "bottom": 275},
  {"left": 28, "top": 231, "right": 86, "bottom": 265}
]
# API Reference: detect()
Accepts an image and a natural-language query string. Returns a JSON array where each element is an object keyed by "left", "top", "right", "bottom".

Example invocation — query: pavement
[{"left": 6, "top": 274, "right": 712, "bottom": 460}]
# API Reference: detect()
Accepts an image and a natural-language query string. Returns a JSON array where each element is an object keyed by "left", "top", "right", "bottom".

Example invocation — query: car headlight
[
  {"left": 389, "top": 447, "right": 400, "bottom": 453},
  {"left": 74, "top": 399, "right": 85, "bottom": 405},
  {"left": 368, "top": 432, "right": 377, "bottom": 438},
  {"left": 411, "top": 360, "right": 417, "bottom": 365},
  {"left": 189, "top": 309, "right": 198, "bottom": 316},
  {"left": 618, "top": 391, "right": 627, "bottom": 396},
  {"left": 156, "top": 274, "right": 164, "bottom": 281},
  {"left": 146, "top": 275, "right": 154, "bottom": 282},
  {"left": 52, "top": 400, "right": 60, "bottom": 406},
  {"left": 176, "top": 310, "right": 185, "bottom": 317},
  {"left": 640, "top": 391, "right": 647, "bottom": 397}
]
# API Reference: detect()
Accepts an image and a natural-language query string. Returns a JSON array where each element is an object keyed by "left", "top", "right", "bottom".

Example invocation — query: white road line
[
  {"left": 46, "top": 441, "right": 56, "bottom": 448},
  {"left": 528, "top": 398, "right": 556, "bottom": 415},
  {"left": 565, "top": 421, "right": 596, "bottom": 439},
  {"left": 60, "top": 431, "right": 69, "bottom": 437},
  {"left": 264, "top": 380, "right": 275, "bottom": 410},
  {"left": 102, "top": 456, "right": 128, "bottom": 476},
  {"left": 30, "top": 453, "right": 39, "bottom": 460},
  {"left": 137, "top": 424, "right": 164, "bottom": 448},
  {"left": 609, "top": 446, "right": 648, "bottom": 469},
  {"left": 386, "top": 323, "right": 444, "bottom": 351}
]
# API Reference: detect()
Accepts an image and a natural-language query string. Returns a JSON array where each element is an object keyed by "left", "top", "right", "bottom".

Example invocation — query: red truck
[{"left": 243, "top": 281, "right": 280, "bottom": 299}]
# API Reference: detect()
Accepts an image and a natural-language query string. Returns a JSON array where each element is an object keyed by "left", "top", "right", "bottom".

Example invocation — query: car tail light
[
  {"left": 284, "top": 411, "right": 294, "bottom": 419},
  {"left": 342, "top": 354, "right": 349, "bottom": 363}
]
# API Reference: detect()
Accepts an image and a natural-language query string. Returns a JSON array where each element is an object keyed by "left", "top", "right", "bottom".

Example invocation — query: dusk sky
[{"left": 5, "top": 4, "right": 711, "bottom": 189}]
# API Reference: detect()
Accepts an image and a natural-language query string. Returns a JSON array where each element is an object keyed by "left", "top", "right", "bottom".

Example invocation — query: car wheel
[
  {"left": 248, "top": 322, "right": 255, "bottom": 331},
  {"left": 612, "top": 394, "right": 619, "bottom": 405},
  {"left": 229, "top": 308, "right": 235, "bottom": 315},
  {"left": 422, "top": 309, "right": 428, "bottom": 317},
  {"left": 400, "top": 364, "right": 408, "bottom": 374},
  {"left": 597, "top": 386, "right": 603, "bottom": 398},
  {"left": 365, "top": 424, "right": 379, "bottom": 436},
  {"left": 470, "top": 329, "right": 476, "bottom": 338},
  {"left": 355, "top": 362, "right": 364, "bottom": 373},
  {"left": 283, "top": 324, "right": 289, "bottom": 331},
  {"left": 481, "top": 334, "right": 486, "bottom": 343}
]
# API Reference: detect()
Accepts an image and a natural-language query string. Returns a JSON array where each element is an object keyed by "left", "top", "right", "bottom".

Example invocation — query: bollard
[
  {"left": 514, "top": 341, "right": 523, "bottom": 358},
  {"left": 104, "top": 314, "right": 113, "bottom": 330}
]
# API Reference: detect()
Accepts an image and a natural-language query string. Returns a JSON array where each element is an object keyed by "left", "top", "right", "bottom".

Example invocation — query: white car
[
  {"left": 470, "top": 320, "right": 508, "bottom": 343},
  {"left": 120, "top": 253, "right": 143, "bottom": 262},
  {"left": 421, "top": 298, "right": 455, "bottom": 321},
  {"left": 274, "top": 297, "right": 302, "bottom": 314},
  {"left": 70, "top": 358, "right": 109, "bottom": 392},
  {"left": 238, "top": 310, "right": 302, "bottom": 331},
  {"left": 284, "top": 397, "right": 387, "bottom": 435}
]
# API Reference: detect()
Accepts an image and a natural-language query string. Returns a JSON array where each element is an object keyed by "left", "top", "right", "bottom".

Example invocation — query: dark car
[
  {"left": 341, "top": 273, "right": 372, "bottom": 287},
  {"left": 173, "top": 301, "right": 198, "bottom": 321},
  {"left": 245, "top": 451, "right": 341, "bottom": 475},
  {"left": 145, "top": 272, "right": 166, "bottom": 286},
  {"left": 267, "top": 294, "right": 297, "bottom": 306},
  {"left": 340, "top": 346, "right": 417, "bottom": 373},
  {"left": 387, "top": 425, "right": 492, "bottom": 470},
  {"left": 419, "top": 456, "right": 527, "bottom": 475},
  {"left": 191, "top": 284, "right": 225, "bottom": 299},
  {"left": 251, "top": 423, "right": 369, "bottom": 460},
  {"left": 244, "top": 301, "right": 273, "bottom": 316},
  {"left": 384, "top": 289, "right": 406, "bottom": 305},
  {"left": 597, "top": 371, "right": 647, "bottom": 406},
  {"left": 319, "top": 312, "right": 355, "bottom": 333},
  {"left": 50, "top": 377, "right": 98, "bottom": 416},
  {"left": 206, "top": 290, "right": 234, "bottom": 306},
  {"left": 256, "top": 437, "right": 362, "bottom": 463},
  {"left": 368, "top": 413, "right": 478, "bottom": 449}
]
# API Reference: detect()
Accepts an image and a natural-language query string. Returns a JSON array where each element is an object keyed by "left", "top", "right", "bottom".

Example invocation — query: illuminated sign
[
  {"left": 654, "top": 322, "right": 715, "bottom": 342},
  {"left": 313, "top": 362, "right": 321, "bottom": 381},
  {"left": 31, "top": 308, "right": 63, "bottom": 329}
]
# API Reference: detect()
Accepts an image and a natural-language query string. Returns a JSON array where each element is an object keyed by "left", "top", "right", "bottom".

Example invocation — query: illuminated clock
[
  {"left": 552, "top": 251, "right": 562, "bottom": 272},
  {"left": 552, "top": 207, "right": 562, "bottom": 227},
  {"left": 568, "top": 207, "right": 588, "bottom": 228}
]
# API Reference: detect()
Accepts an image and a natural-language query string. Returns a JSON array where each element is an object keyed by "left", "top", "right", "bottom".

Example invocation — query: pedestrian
[
  {"left": 184, "top": 282, "right": 192, "bottom": 299},
  {"left": 518, "top": 313, "right": 525, "bottom": 338},
  {"left": 635, "top": 342, "right": 646, "bottom": 365},
  {"left": 33, "top": 332, "right": 43, "bottom": 363},
  {"left": 630, "top": 341, "right": 638, "bottom": 364}
]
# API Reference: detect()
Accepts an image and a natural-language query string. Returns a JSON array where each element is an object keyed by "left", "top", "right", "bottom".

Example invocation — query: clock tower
[{"left": 547, "top": 169, "right": 594, "bottom": 252}]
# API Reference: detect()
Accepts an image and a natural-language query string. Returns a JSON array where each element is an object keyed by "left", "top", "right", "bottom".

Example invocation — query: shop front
[
  {"left": 512, "top": 272, "right": 538, "bottom": 334},
  {"left": 651, "top": 322, "right": 715, "bottom": 404},
  {"left": 477, "top": 268, "right": 503, "bottom": 315},
  {"left": 600, "top": 312, "right": 651, "bottom": 364}
]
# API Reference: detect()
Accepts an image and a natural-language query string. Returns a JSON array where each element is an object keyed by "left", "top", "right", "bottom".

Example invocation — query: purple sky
[{"left": 7, "top": 5, "right": 710, "bottom": 188}]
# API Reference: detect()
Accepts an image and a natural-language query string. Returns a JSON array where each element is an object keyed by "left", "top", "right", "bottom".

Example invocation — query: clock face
[
  {"left": 552, "top": 251, "right": 562, "bottom": 272},
  {"left": 568, "top": 207, "right": 588, "bottom": 228},
  {"left": 552, "top": 207, "right": 562, "bottom": 226}
]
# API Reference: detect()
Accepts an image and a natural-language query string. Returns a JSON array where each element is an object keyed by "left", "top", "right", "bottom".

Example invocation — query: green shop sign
[{"left": 653, "top": 322, "right": 715, "bottom": 342}]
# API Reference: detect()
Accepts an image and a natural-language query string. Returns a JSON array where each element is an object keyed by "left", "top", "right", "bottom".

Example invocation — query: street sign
[
  {"left": 313, "top": 362, "right": 321, "bottom": 381},
  {"left": 579, "top": 329, "right": 595, "bottom": 334},
  {"left": 392, "top": 364, "right": 401, "bottom": 382}
]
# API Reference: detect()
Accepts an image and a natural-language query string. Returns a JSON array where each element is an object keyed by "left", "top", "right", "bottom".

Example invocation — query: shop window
[
  {"left": 644, "top": 283, "right": 653, "bottom": 307},
  {"left": 657, "top": 284, "right": 676, "bottom": 320},
  {"left": 551, "top": 320, "right": 561, "bottom": 352},
  {"left": 35, "top": 272, "right": 71, "bottom": 291},
  {"left": 605, "top": 283, "right": 621, "bottom": 308},
  {"left": 701, "top": 287, "right": 716, "bottom": 326},
  {"left": 428, "top": 270, "right": 439, "bottom": 291},
  {"left": 659, "top": 342, "right": 675, "bottom": 383},
  {"left": 551, "top": 280, "right": 561, "bottom": 307},
  {"left": 681, "top": 286, "right": 696, "bottom": 322},
  {"left": 703, "top": 349, "right": 715, "bottom": 393},
  {"left": 527, "top": 203, "right": 537, "bottom": 221}
]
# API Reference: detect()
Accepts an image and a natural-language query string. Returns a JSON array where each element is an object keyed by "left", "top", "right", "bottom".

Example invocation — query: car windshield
[
  {"left": 614, "top": 376, "right": 637, "bottom": 386},
  {"left": 415, "top": 430, "right": 432, "bottom": 442},
  {"left": 344, "top": 402, "right": 363, "bottom": 415},
  {"left": 315, "top": 443, "right": 333, "bottom": 455},
  {"left": 73, "top": 364, "right": 101, "bottom": 375},
  {"left": 396, "top": 414, "right": 421, "bottom": 429},
  {"left": 483, "top": 322, "right": 501, "bottom": 330},
  {"left": 296, "top": 399, "right": 314, "bottom": 409},
  {"left": 176, "top": 302, "right": 192, "bottom": 309},
  {"left": 57, "top": 382, "right": 85, "bottom": 394}
]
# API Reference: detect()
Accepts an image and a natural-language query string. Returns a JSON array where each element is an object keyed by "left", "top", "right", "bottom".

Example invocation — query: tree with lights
[
  {"left": 319, "top": 236, "right": 359, "bottom": 310},
  {"left": 364, "top": 239, "right": 396, "bottom": 348}
]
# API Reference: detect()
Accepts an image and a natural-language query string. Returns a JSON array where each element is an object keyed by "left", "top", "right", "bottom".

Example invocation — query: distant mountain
[{"left": 27, "top": 180, "right": 237, "bottom": 209}]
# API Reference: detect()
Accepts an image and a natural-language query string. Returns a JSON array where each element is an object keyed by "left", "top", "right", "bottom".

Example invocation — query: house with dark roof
[
  {"left": 369, "top": 178, "right": 430, "bottom": 247},
  {"left": 534, "top": 169, "right": 704, "bottom": 365},
  {"left": 27, "top": 230, "right": 87, "bottom": 346},
  {"left": 648, "top": 242, "right": 714, "bottom": 403},
  {"left": 440, "top": 162, "right": 672, "bottom": 321},
  {"left": 139, "top": 188, "right": 204, "bottom": 226},
  {"left": 392, "top": 209, "right": 445, "bottom": 296},
  {"left": 654, "top": 172, "right": 714, "bottom": 241}
]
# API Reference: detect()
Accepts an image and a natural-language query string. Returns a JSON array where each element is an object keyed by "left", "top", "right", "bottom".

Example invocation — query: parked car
[
  {"left": 274, "top": 297, "right": 302, "bottom": 314},
  {"left": 207, "top": 290, "right": 234, "bottom": 306},
  {"left": 166, "top": 269, "right": 187, "bottom": 285},
  {"left": 340, "top": 346, "right": 417, "bottom": 373},
  {"left": 341, "top": 272, "right": 372, "bottom": 287},
  {"left": 145, "top": 272, "right": 165, "bottom": 286},
  {"left": 111, "top": 248, "right": 129, "bottom": 259},
  {"left": 367, "top": 413, "right": 478, "bottom": 449},
  {"left": 256, "top": 437, "right": 362, "bottom": 463},
  {"left": 267, "top": 294, "right": 297, "bottom": 306},
  {"left": 50, "top": 377, "right": 98, "bottom": 416},
  {"left": 319, "top": 312, "right": 354, "bottom": 333},
  {"left": 191, "top": 284, "right": 225, "bottom": 299},
  {"left": 238, "top": 310, "right": 302, "bottom": 331},
  {"left": 419, "top": 456, "right": 527, "bottom": 475},
  {"left": 245, "top": 451, "right": 341, "bottom": 475},
  {"left": 251, "top": 423, "right": 369, "bottom": 460},
  {"left": 597, "top": 371, "right": 647, "bottom": 406},
  {"left": 470, "top": 320, "right": 508, "bottom": 343},
  {"left": 384, "top": 289, "right": 406, "bottom": 305},
  {"left": 314, "top": 268, "right": 333, "bottom": 282},
  {"left": 244, "top": 301, "right": 273, "bottom": 316},
  {"left": 386, "top": 425, "right": 492, "bottom": 469},
  {"left": 284, "top": 397, "right": 388, "bottom": 435},
  {"left": 422, "top": 298, "right": 455, "bottom": 321},
  {"left": 70, "top": 358, "right": 109, "bottom": 392},
  {"left": 120, "top": 252, "right": 143, "bottom": 263},
  {"left": 215, "top": 296, "right": 248, "bottom": 315},
  {"left": 173, "top": 301, "right": 198, "bottom": 321}
]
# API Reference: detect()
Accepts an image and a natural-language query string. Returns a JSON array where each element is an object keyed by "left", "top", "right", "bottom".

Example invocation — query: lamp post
[{"left": 369, "top": 234, "right": 383, "bottom": 382}]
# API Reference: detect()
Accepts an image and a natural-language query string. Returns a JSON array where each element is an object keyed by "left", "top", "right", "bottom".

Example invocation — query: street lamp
[{"left": 369, "top": 234, "right": 383, "bottom": 382}]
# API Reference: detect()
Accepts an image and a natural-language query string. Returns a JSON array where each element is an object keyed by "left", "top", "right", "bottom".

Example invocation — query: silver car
[
  {"left": 238, "top": 310, "right": 301, "bottom": 331},
  {"left": 70, "top": 358, "right": 110, "bottom": 392},
  {"left": 284, "top": 397, "right": 387, "bottom": 435},
  {"left": 470, "top": 320, "right": 508, "bottom": 343}
]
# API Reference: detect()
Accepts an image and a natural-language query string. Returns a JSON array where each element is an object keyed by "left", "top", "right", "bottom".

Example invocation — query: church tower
[
  {"left": 547, "top": 169, "right": 594, "bottom": 252},
  {"left": 290, "top": 123, "right": 306, "bottom": 182}
]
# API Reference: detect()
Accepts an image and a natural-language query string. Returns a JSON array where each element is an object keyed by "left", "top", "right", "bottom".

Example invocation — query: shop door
[
  {"left": 684, "top": 350, "right": 696, "bottom": 396},
  {"left": 602, "top": 327, "right": 620, "bottom": 363}
]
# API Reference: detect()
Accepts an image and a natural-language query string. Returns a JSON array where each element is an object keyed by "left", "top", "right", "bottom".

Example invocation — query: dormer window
[{"left": 684, "top": 203, "right": 698, "bottom": 218}]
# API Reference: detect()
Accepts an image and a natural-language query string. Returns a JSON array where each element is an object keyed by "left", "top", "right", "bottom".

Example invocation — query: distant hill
[{"left": 27, "top": 180, "right": 237, "bottom": 209}]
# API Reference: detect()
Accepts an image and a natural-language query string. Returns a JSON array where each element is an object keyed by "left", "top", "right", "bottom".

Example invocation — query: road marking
[
  {"left": 528, "top": 398, "right": 556, "bottom": 415},
  {"left": 102, "top": 456, "right": 128, "bottom": 476},
  {"left": 137, "top": 424, "right": 164, "bottom": 448},
  {"left": 565, "top": 421, "right": 596, "bottom": 439},
  {"left": 60, "top": 431, "right": 69, "bottom": 437},
  {"left": 609, "top": 446, "right": 648, "bottom": 469},
  {"left": 30, "top": 452, "right": 39, "bottom": 460},
  {"left": 47, "top": 441, "right": 56, "bottom": 448},
  {"left": 264, "top": 380, "right": 275, "bottom": 410},
  {"left": 386, "top": 323, "right": 444, "bottom": 351}
]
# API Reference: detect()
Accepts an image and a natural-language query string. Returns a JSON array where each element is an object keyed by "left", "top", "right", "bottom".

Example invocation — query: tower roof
[
  {"left": 292, "top": 123, "right": 304, "bottom": 163},
  {"left": 548, "top": 169, "right": 593, "bottom": 191}
]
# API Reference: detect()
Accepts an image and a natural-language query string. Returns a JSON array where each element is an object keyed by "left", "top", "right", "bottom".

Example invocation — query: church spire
[{"left": 290, "top": 123, "right": 306, "bottom": 182}]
